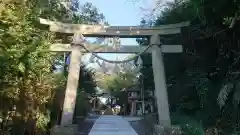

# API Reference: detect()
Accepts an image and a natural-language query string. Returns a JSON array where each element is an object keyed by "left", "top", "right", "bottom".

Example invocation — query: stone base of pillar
[
  {"left": 50, "top": 124, "right": 77, "bottom": 135},
  {"left": 153, "top": 124, "right": 182, "bottom": 135}
]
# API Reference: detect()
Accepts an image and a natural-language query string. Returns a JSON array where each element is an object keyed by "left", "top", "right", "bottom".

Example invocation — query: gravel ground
[
  {"left": 76, "top": 115, "right": 100, "bottom": 135},
  {"left": 130, "top": 120, "right": 152, "bottom": 135}
]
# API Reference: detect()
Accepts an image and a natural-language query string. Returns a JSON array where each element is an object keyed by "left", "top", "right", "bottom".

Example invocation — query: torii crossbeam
[
  {"left": 39, "top": 18, "right": 189, "bottom": 37},
  {"left": 39, "top": 18, "right": 189, "bottom": 128}
]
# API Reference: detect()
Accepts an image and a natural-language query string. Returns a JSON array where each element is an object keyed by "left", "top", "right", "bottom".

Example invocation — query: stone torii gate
[{"left": 39, "top": 18, "right": 189, "bottom": 128}]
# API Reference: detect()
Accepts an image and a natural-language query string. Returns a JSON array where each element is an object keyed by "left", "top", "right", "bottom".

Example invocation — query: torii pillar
[
  {"left": 151, "top": 34, "right": 171, "bottom": 127},
  {"left": 60, "top": 34, "right": 83, "bottom": 126}
]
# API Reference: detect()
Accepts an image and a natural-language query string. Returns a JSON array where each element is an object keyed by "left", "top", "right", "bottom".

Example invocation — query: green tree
[
  {"left": 138, "top": 0, "right": 240, "bottom": 133},
  {"left": 96, "top": 62, "right": 139, "bottom": 109},
  {"left": 98, "top": 72, "right": 135, "bottom": 95},
  {"left": 0, "top": 0, "right": 105, "bottom": 134},
  {"left": 98, "top": 61, "right": 139, "bottom": 95}
]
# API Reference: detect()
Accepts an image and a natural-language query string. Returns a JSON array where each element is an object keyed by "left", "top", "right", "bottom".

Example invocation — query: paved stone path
[
  {"left": 76, "top": 115, "right": 151, "bottom": 135},
  {"left": 88, "top": 115, "right": 138, "bottom": 135}
]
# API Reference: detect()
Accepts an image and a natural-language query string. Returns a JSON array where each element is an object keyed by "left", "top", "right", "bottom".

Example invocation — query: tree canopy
[
  {"left": 97, "top": 62, "right": 139, "bottom": 95},
  {"left": 0, "top": 0, "right": 105, "bottom": 134},
  {"left": 138, "top": 0, "right": 240, "bottom": 134}
]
